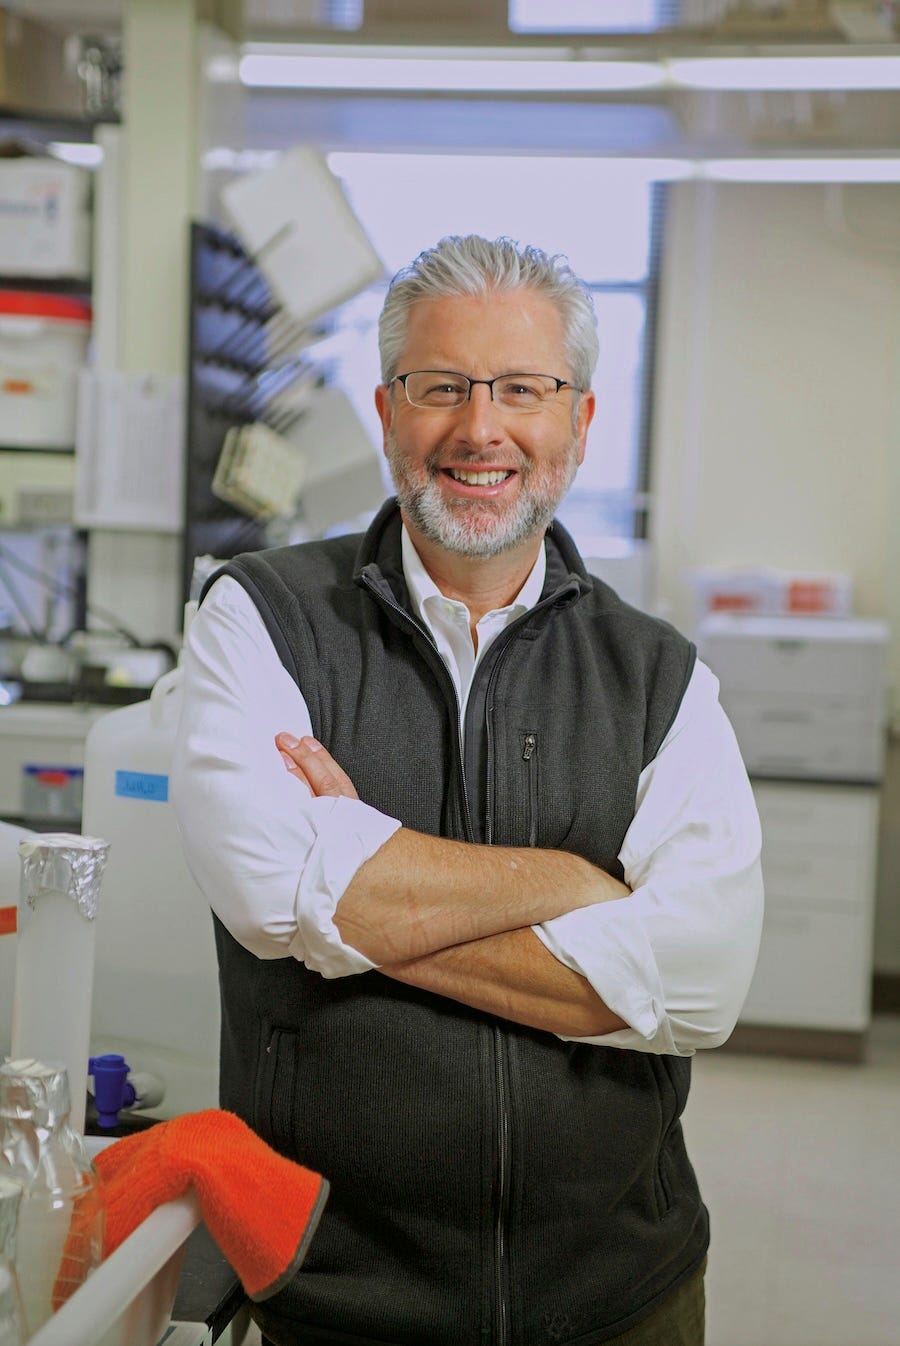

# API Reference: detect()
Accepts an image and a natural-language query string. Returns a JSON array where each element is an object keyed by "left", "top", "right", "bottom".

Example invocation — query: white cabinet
[{"left": 740, "top": 781, "right": 880, "bottom": 1032}]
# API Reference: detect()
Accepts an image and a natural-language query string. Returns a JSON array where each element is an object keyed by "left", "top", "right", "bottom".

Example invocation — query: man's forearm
[
  {"left": 382, "top": 926, "right": 628, "bottom": 1037},
  {"left": 333, "top": 827, "right": 629, "bottom": 964}
]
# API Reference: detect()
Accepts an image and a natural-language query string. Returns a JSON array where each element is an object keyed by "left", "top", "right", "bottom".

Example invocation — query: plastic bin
[
  {"left": 0, "top": 159, "right": 91, "bottom": 279},
  {"left": 0, "top": 291, "right": 92, "bottom": 448},
  {"left": 27, "top": 1136, "right": 200, "bottom": 1346}
]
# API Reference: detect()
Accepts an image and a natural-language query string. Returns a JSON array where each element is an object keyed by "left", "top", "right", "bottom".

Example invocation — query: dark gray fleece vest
[{"left": 204, "top": 500, "right": 706, "bottom": 1346}]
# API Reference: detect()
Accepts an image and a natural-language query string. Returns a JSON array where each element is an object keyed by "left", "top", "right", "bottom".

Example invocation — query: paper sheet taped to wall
[{"left": 74, "top": 369, "right": 185, "bottom": 530}]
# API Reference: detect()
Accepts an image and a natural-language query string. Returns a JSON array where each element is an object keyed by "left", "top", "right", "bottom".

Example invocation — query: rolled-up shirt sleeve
[
  {"left": 170, "top": 576, "right": 401, "bottom": 978},
  {"left": 533, "top": 659, "right": 764, "bottom": 1056}
]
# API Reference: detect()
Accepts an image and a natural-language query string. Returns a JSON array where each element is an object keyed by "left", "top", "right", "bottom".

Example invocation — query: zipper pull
[{"left": 522, "top": 733, "right": 536, "bottom": 761}]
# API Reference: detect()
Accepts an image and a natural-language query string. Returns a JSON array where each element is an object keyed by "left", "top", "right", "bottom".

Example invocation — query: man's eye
[
  {"left": 501, "top": 380, "right": 544, "bottom": 399},
  {"left": 420, "top": 379, "right": 467, "bottom": 401}
]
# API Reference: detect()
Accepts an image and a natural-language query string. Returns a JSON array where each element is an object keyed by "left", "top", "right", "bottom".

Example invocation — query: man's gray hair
[{"left": 378, "top": 235, "right": 599, "bottom": 390}]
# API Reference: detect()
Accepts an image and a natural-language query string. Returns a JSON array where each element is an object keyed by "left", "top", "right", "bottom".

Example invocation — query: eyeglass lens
[{"left": 403, "top": 372, "right": 563, "bottom": 412}]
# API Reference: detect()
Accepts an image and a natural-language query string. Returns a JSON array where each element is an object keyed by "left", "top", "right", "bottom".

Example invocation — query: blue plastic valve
[{"left": 88, "top": 1053, "right": 137, "bottom": 1128}]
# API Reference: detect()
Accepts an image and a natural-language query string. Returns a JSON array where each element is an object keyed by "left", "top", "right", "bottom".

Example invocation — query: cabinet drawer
[
  {"left": 759, "top": 845, "right": 865, "bottom": 909},
  {"left": 740, "top": 906, "right": 872, "bottom": 1031},
  {"left": 753, "top": 782, "right": 879, "bottom": 850}
]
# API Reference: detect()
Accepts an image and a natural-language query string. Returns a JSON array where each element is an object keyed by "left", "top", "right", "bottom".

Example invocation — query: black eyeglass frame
[{"left": 389, "top": 370, "right": 583, "bottom": 408}]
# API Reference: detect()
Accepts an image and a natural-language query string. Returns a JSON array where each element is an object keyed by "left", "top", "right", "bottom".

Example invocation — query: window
[
  {"left": 509, "top": 0, "right": 674, "bottom": 34},
  {"left": 320, "top": 152, "right": 663, "bottom": 549}
]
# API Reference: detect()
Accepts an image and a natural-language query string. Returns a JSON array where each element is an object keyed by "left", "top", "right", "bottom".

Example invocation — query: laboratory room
[{"left": 1, "top": 0, "right": 899, "bottom": 1344}]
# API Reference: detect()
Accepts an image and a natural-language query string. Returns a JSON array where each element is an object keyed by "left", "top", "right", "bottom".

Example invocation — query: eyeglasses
[{"left": 390, "top": 370, "right": 582, "bottom": 414}]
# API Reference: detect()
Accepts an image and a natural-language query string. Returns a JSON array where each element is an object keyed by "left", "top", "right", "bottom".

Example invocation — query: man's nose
[{"left": 451, "top": 382, "right": 506, "bottom": 446}]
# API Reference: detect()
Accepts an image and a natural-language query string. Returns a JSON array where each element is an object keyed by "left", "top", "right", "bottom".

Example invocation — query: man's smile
[{"left": 443, "top": 466, "right": 516, "bottom": 491}]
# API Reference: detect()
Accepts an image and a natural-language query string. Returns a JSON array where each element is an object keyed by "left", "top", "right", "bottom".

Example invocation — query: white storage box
[
  {"left": 0, "top": 291, "right": 91, "bottom": 448},
  {"left": 0, "top": 159, "right": 92, "bottom": 279},
  {"left": 688, "top": 567, "right": 853, "bottom": 633}
]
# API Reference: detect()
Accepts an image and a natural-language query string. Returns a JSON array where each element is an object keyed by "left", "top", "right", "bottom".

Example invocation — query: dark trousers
[
  {"left": 260, "top": 1258, "right": 706, "bottom": 1346},
  {"left": 602, "top": 1257, "right": 706, "bottom": 1345}
]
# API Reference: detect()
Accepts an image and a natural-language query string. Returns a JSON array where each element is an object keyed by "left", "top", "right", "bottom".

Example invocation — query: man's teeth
[{"left": 449, "top": 468, "right": 510, "bottom": 486}]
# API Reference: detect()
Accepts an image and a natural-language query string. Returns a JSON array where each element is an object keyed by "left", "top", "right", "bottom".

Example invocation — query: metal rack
[{"left": 181, "top": 221, "right": 325, "bottom": 605}]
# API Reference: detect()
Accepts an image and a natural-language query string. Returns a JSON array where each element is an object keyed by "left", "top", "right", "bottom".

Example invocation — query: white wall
[
  {"left": 652, "top": 180, "right": 900, "bottom": 642},
  {"left": 651, "top": 179, "right": 900, "bottom": 974}
]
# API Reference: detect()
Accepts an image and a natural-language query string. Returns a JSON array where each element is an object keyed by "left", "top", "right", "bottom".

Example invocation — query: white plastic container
[
  {"left": 0, "top": 292, "right": 92, "bottom": 449},
  {"left": 0, "top": 823, "right": 33, "bottom": 1063},
  {"left": 0, "top": 160, "right": 91, "bottom": 280},
  {"left": 81, "top": 668, "right": 221, "bottom": 1120}
]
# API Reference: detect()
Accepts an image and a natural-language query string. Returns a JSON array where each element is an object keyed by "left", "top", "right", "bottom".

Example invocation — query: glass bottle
[
  {"left": 0, "top": 1176, "right": 26, "bottom": 1346},
  {"left": 0, "top": 1060, "right": 104, "bottom": 1337}
]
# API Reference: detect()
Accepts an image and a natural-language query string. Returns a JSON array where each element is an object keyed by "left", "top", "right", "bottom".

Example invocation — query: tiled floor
[
  {"left": 685, "top": 1015, "right": 900, "bottom": 1346},
  {"left": 226, "top": 1018, "right": 900, "bottom": 1346}
]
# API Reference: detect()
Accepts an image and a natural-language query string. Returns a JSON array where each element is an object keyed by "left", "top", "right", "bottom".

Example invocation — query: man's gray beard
[{"left": 386, "top": 434, "right": 579, "bottom": 559}]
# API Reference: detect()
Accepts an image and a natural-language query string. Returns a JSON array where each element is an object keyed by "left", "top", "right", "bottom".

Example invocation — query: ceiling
[
  {"left": 5, "top": 2, "right": 900, "bottom": 156},
  {"left": 8, "top": 0, "right": 900, "bottom": 45}
]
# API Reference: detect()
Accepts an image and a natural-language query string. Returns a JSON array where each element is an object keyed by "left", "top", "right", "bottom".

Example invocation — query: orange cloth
[{"left": 54, "top": 1109, "right": 328, "bottom": 1308}]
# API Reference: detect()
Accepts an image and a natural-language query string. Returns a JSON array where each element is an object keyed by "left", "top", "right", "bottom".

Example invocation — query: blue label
[{"left": 115, "top": 770, "right": 169, "bottom": 803}]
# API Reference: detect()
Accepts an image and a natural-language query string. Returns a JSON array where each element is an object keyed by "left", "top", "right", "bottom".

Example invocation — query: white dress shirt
[{"left": 171, "top": 529, "right": 764, "bottom": 1058}]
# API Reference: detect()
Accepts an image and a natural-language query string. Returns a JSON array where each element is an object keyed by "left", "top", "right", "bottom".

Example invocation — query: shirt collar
[{"left": 401, "top": 523, "right": 547, "bottom": 627}]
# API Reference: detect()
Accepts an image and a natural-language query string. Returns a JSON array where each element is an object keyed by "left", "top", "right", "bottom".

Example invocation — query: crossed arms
[
  {"left": 171, "top": 578, "right": 765, "bottom": 1055},
  {"left": 276, "top": 733, "right": 630, "bottom": 1037}
]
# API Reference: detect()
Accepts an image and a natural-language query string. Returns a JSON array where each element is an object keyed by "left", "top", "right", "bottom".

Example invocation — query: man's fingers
[{"left": 275, "top": 734, "right": 359, "bottom": 800}]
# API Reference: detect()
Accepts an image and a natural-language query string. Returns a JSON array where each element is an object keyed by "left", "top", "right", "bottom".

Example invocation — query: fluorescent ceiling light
[
  {"left": 48, "top": 142, "right": 104, "bottom": 168},
  {"left": 328, "top": 150, "right": 694, "bottom": 184},
  {"left": 701, "top": 157, "right": 900, "bottom": 182},
  {"left": 668, "top": 54, "right": 900, "bottom": 91},
  {"left": 240, "top": 45, "right": 664, "bottom": 92},
  {"left": 240, "top": 42, "right": 900, "bottom": 94}
]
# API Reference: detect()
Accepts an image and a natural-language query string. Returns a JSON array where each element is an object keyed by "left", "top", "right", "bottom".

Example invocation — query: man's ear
[
  {"left": 574, "top": 390, "right": 596, "bottom": 466},
  {"left": 375, "top": 383, "right": 393, "bottom": 454}
]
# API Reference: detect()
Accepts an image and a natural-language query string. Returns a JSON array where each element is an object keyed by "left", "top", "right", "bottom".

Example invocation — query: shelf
[
  {"left": 0, "top": 277, "right": 91, "bottom": 295},
  {"left": 0, "top": 445, "right": 75, "bottom": 455}
]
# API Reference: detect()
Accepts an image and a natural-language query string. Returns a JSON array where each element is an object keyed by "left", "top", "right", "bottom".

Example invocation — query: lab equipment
[
  {"left": 82, "top": 657, "right": 220, "bottom": 1120},
  {"left": 0, "top": 1061, "right": 104, "bottom": 1337},
  {"left": 12, "top": 835, "right": 109, "bottom": 1134},
  {"left": 0, "top": 1176, "right": 26, "bottom": 1346},
  {"left": 87, "top": 1055, "right": 164, "bottom": 1131}
]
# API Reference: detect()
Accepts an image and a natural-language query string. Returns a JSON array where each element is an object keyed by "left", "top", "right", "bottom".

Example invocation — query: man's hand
[
  {"left": 276, "top": 733, "right": 359, "bottom": 800},
  {"left": 273, "top": 728, "right": 628, "bottom": 1038}
]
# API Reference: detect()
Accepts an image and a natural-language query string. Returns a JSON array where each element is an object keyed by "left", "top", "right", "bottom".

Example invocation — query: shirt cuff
[
  {"left": 290, "top": 796, "right": 402, "bottom": 978},
  {"left": 533, "top": 905, "right": 682, "bottom": 1056}
]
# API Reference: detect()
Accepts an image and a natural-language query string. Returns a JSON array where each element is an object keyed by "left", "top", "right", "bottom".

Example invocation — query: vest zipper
[
  {"left": 494, "top": 1023, "right": 512, "bottom": 1346},
  {"left": 522, "top": 733, "right": 538, "bottom": 848},
  {"left": 361, "top": 565, "right": 583, "bottom": 1346}
]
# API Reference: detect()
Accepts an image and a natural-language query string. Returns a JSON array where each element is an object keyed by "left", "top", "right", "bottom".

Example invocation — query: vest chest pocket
[{"left": 498, "top": 726, "right": 571, "bottom": 852}]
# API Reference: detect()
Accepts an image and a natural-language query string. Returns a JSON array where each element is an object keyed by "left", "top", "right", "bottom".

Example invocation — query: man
[{"left": 171, "top": 235, "right": 763, "bottom": 1346}]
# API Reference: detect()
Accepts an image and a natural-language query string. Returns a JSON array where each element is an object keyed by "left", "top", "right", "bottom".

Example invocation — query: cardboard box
[{"left": 0, "top": 158, "right": 91, "bottom": 278}]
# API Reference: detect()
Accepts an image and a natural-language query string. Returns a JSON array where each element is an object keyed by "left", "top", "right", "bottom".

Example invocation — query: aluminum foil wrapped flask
[{"left": 12, "top": 835, "right": 109, "bottom": 1135}]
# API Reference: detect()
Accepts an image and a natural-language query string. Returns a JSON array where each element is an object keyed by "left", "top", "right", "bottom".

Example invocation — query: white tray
[{"left": 27, "top": 1136, "right": 201, "bottom": 1346}]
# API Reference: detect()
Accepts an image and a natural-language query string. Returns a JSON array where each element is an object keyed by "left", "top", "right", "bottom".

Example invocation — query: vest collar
[{"left": 353, "top": 498, "right": 593, "bottom": 615}]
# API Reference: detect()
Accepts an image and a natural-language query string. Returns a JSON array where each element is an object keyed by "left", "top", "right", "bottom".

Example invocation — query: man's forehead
[{"left": 400, "top": 288, "right": 567, "bottom": 363}]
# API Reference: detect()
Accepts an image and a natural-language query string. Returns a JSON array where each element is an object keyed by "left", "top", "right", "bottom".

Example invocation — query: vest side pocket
[{"left": 254, "top": 1024, "right": 301, "bottom": 1160}]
